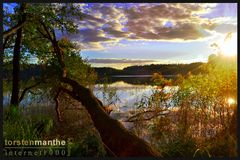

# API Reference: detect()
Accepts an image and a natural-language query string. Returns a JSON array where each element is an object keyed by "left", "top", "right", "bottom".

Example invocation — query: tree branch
[
  {"left": 39, "top": 20, "right": 54, "bottom": 41},
  {"left": 3, "top": 21, "right": 26, "bottom": 39},
  {"left": 19, "top": 81, "right": 42, "bottom": 103},
  {"left": 36, "top": 27, "right": 52, "bottom": 41},
  {"left": 124, "top": 109, "right": 169, "bottom": 122}
]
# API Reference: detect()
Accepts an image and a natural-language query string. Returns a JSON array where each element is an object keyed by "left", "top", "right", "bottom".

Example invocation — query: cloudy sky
[
  {"left": 66, "top": 3, "right": 237, "bottom": 69},
  {"left": 5, "top": 3, "right": 237, "bottom": 69}
]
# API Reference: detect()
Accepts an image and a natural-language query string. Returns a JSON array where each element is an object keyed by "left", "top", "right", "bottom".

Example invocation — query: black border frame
[{"left": 1, "top": 1, "right": 239, "bottom": 160}]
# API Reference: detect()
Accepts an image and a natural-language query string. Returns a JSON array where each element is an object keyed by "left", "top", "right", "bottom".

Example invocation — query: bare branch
[
  {"left": 124, "top": 109, "right": 169, "bottom": 122},
  {"left": 19, "top": 81, "right": 42, "bottom": 103},
  {"left": 3, "top": 21, "right": 27, "bottom": 39}
]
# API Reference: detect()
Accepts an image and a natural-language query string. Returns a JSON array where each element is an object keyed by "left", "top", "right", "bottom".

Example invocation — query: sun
[{"left": 220, "top": 32, "right": 237, "bottom": 57}]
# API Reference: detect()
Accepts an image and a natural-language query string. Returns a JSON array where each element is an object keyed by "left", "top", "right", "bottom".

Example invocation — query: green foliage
[
  {"left": 4, "top": 104, "right": 107, "bottom": 157},
  {"left": 151, "top": 72, "right": 172, "bottom": 87},
  {"left": 65, "top": 55, "right": 97, "bottom": 87},
  {"left": 4, "top": 3, "right": 82, "bottom": 66},
  {"left": 3, "top": 3, "right": 88, "bottom": 109},
  {"left": 161, "top": 136, "right": 198, "bottom": 157},
  {"left": 130, "top": 54, "right": 237, "bottom": 158},
  {"left": 21, "top": 3, "right": 81, "bottom": 59},
  {"left": 3, "top": 106, "right": 54, "bottom": 140},
  {"left": 68, "top": 133, "right": 106, "bottom": 157}
]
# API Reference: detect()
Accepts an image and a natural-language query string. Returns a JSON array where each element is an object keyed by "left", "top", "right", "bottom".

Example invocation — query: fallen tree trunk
[{"left": 59, "top": 77, "right": 161, "bottom": 157}]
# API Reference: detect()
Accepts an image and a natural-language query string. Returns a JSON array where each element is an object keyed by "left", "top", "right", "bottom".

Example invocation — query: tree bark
[
  {"left": 60, "top": 78, "right": 161, "bottom": 157},
  {"left": 10, "top": 3, "right": 27, "bottom": 106},
  {"left": 38, "top": 22, "right": 161, "bottom": 157}
]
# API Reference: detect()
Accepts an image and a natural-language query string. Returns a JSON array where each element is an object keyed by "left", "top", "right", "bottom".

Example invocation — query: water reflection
[
  {"left": 3, "top": 80, "right": 177, "bottom": 129},
  {"left": 3, "top": 80, "right": 177, "bottom": 111},
  {"left": 94, "top": 81, "right": 178, "bottom": 117},
  {"left": 94, "top": 81, "right": 156, "bottom": 112},
  {"left": 97, "top": 74, "right": 176, "bottom": 85}
]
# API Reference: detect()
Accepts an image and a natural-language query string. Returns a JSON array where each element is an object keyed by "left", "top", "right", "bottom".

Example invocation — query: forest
[
  {"left": 2, "top": 62, "right": 204, "bottom": 81},
  {"left": 94, "top": 62, "right": 205, "bottom": 76},
  {"left": 2, "top": 3, "right": 237, "bottom": 158}
]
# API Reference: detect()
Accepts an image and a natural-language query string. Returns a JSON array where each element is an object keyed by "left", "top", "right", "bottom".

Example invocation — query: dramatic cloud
[
  {"left": 209, "top": 17, "right": 237, "bottom": 34},
  {"left": 62, "top": 3, "right": 237, "bottom": 50},
  {"left": 124, "top": 3, "right": 227, "bottom": 41}
]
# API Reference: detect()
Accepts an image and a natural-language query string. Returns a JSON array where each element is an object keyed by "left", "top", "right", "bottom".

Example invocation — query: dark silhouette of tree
[{"left": 10, "top": 3, "right": 27, "bottom": 106}]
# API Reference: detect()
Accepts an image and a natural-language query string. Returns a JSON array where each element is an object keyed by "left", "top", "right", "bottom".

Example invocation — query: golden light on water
[{"left": 227, "top": 98, "right": 235, "bottom": 105}]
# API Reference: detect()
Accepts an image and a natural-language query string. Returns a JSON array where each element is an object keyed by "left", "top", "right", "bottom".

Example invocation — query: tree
[
  {"left": 3, "top": 20, "right": 26, "bottom": 39},
  {"left": 3, "top": 3, "right": 82, "bottom": 107},
  {"left": 4, "top": 3, "right": 161, "bottom": 156},
  {"left": 10, "top": 3, "right": 27, "bottom": 106},
  {"left": 37, "top": 20, "right": 160, "bottom": 155}
]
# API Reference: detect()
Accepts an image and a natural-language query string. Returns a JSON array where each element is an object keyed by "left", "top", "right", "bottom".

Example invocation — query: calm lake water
[
  {"left": 94, "top": 81, "right": 156, "bottom": 111},
  {"left": 3, "top": 75, "right": 179, "bottom": 130},
  {"left": 97, "top": 74, "right": 176, "bottom": 85},
  {"left": 3, "top": 75, "right": 178, "bottom": 118}
]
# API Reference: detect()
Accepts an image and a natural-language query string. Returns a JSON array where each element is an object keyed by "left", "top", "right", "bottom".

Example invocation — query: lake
[
  {"left": 3, "top": 75, "right": 178, "bottom": 121},
  {"left": 3, "top": 75, "right": 228, "bottom": 138},
  {"left": 97, "top": 74, "right": 176, "bottom": 85}
]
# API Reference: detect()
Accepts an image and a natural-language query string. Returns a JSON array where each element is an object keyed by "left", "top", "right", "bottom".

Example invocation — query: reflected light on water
[{"left": 227, "top": 98, "right": 235, "bottom": 105}]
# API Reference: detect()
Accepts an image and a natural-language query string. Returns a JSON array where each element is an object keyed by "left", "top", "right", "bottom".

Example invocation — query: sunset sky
[
  {"left": 4, "top": 3, "right": 238, "bottom": 69},
  {"left": 74, "top": 3, "right": 237, "bottom": 69}
]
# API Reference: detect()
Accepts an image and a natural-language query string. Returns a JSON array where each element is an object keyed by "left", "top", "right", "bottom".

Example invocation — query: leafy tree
[
  {"left": 3, "top": 3, "right": 82, "bottom": 107},
  {"left": 3, "top": 3, "right": 161, "bottom": 157}
]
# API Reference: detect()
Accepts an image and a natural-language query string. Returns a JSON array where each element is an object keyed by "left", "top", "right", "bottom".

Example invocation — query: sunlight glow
[
  {"left": 221, "top": 33, "right": 237, "bottom": 57},
  {"left": 227, "top": 98, "right": 235, "bottom": 105}
]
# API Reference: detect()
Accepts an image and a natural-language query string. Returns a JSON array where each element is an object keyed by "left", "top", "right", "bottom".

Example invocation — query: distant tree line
[
  {"left": 3, "top": 62, "right": 205, "bottom": 81},
  {"left": 3, "top": 63, "right": 42, "bottom": 81},
  {"left": 95, "top": 62, "right": 205, "bottom": 77}
]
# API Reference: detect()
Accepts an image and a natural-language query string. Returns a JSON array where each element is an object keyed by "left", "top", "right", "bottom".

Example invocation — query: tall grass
[
  {"left": 3, "top": 106, "right": 54, "bottom": 140},
  {"left": 3, "top": 104, "right": 107, "bottom": 157}
]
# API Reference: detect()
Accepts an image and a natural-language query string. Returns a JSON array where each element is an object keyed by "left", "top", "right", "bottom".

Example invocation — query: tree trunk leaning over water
[
  {"left": 59, "top": 77, "right": 161, "bottom": 157},
  {"left": 37, "top": 25, "right": 161, "bottom": 157}
]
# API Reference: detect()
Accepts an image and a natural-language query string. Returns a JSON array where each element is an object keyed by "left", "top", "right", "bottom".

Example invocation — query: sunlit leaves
[{"left": 132, "top": 53, "right": 237, "bottom": 157}]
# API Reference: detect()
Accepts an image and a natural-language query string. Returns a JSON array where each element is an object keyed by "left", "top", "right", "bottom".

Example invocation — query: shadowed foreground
[{"left": 59, "top": 77, "right": 161, "bottom": 157}]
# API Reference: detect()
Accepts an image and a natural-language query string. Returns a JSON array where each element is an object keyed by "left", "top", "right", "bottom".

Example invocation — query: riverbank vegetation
[{"left": 126, "top": 54, "right": 237, "bottom": 157}]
